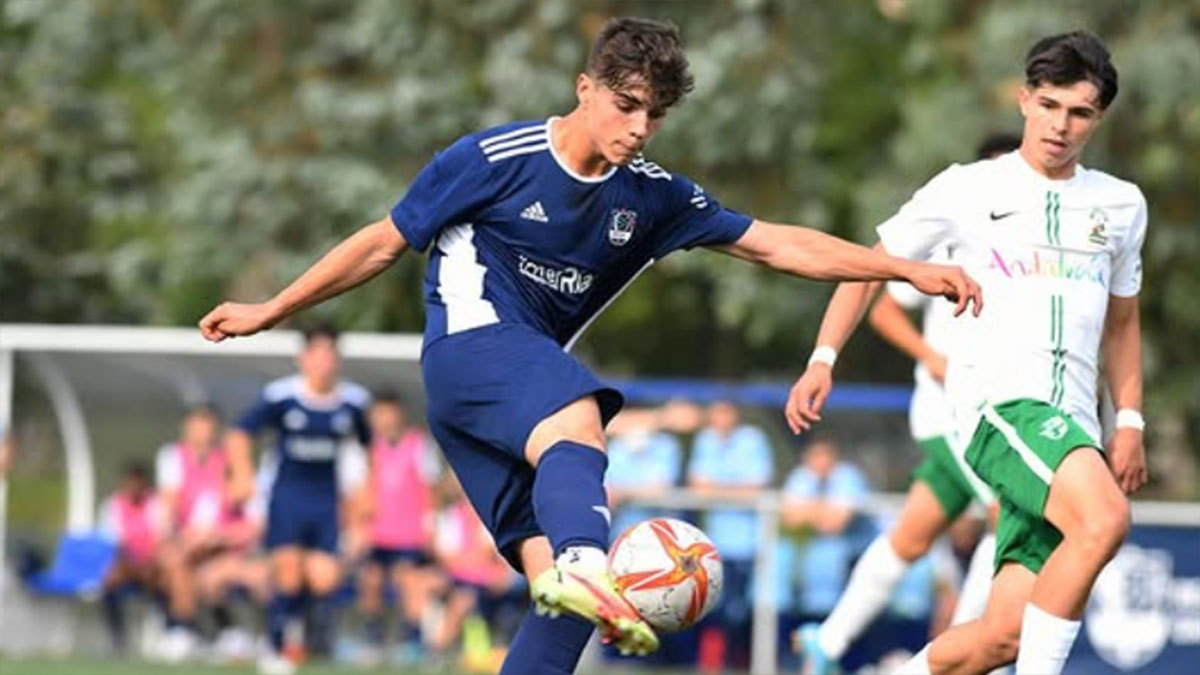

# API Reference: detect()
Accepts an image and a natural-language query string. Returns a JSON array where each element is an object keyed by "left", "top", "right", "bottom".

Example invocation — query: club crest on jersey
[
  {"left": 1088, "top": 208, "right": 1109, "bottom": 246},
  {"left": 608, "top": 208, "right": 637, "bottom": 247}
]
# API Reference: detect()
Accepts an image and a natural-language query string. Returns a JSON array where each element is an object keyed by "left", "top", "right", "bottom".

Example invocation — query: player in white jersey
[
  {"left": 795, "top": 135, "right": 1021, "bottom": 674},
  {"left": 786, "top": 32, "right": 1146, "bottom": 675}
]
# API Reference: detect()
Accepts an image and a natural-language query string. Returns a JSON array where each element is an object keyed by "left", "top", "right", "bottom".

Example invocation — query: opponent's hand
[
  {"left": 905, "top": 262, "right": 983, "bottom": 317},
  {"left": 1106, "top": 427, "right": 1148, "bottom": 494},
  {"left": 785, "top": 364, "right": 832, "bottom": 434},
  {"left": 199, "top": 301, "right": 280, "bottom": 342}
]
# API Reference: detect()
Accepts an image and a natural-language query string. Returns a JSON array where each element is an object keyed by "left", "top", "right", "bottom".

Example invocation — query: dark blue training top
[
  {"left": 237, "top": 375, "right": 371, "bottom": 500},
  {"left": 390, "top": 117, "right": 754, "bottom": 351}
]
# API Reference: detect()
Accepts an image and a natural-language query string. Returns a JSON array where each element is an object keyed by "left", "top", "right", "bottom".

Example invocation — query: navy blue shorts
[
  {"left": 265, "top": 498, "right": 339, "bottom": 554},
  {"left": 368, "top": 546, "right": 430, "bottom": 568},
  {"left": 422, "top": 323, "right": 623, "bottom": 571}
]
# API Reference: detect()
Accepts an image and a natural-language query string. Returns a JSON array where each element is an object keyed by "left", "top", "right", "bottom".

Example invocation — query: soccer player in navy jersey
[
  {"left": 226, "top": 325, "right": 371, "bottom": 675},
  {"left": 201, "top": 17, "right": 981, "bottom": 674}
]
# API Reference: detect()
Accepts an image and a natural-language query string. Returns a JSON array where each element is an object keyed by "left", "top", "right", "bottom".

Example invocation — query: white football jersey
[
  {"left": 877, "top": 151, "right": 1147, "bottom": 444},
  {"left": 886, "top": 249, "right": 958, "bottom": 442}
]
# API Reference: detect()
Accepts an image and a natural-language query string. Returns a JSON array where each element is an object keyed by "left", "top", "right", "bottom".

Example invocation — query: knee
[
  {"left": 1078, "top": 494, "right": 1130, "bottom": 560},
  {"left": 889, "top": 532, "right": 933, "bottom": 562},
  {"left": 980, "top": 618, "right": 1021, "bottom": 666}
]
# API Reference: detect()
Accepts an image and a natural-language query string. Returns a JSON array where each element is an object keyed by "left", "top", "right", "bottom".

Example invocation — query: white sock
[
  {"left": 556, "top": 545, "right": 608, "bottom": 574},
  {"left": 951, "top": 533, "right": 996, "bottom": 625},
  {"left": 817, "top": 535, "right": 910, "bottom": 659},
  {"left": 894, "top": 644, "right": 932, "bottom": 675},
  {"left": 1014, "top": 603, "right": 1081, "bottom": 675}
]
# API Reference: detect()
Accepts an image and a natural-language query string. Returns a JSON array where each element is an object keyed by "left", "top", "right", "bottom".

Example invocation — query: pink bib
[
  {"left": 176, "top": 443, "right": 227, "bottom": 529},
  {"left": 114, "top": 494, "right": 160, "bottom": 563},
  {"left": 369, "top": 431, "right": 435, "bottom": 549}
]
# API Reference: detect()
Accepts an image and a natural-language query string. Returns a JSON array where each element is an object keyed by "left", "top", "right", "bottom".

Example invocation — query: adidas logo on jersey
[{"left": 521, "top": 201, "right": 549, "bottom": 223}]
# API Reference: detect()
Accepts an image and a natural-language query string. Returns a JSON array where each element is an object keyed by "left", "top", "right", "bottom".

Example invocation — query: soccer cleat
[
  {"left": 793, "top": 622, "right": 838, "bottom": 675},
  {"left": 256, "top": 652, "right": 297, "bottom": 675},
  {"left": 531, "top": 565, "right": 660, "bottom": 657}
]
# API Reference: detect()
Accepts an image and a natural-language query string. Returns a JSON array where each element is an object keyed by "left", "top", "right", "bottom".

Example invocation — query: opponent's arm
[
  {"left": 869, "top": 292, "right": 946, "bottom": 383},
  {"left": 719, "top": 221, "right": 981, "bottom": 314},
  {"left": 199, "top": 217, "right": 409, "bottom": 341},
  {"left": 1102, "top": 294, "right": 1146, "bottom": 494}
]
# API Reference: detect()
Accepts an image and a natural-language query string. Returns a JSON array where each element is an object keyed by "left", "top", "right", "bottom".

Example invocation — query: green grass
[{"left": 0, "top": 657, "right": 460, "bottom": 675}]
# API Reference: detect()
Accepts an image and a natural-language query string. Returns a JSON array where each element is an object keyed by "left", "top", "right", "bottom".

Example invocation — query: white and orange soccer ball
[{"left": 607, "top": 517, "right": 723, "bottom": 633}]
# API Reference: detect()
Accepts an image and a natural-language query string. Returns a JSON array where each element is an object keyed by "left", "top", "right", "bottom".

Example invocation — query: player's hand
[
  {"left": 785, "top": 364, "right": 832, "bottom": 434},
  {"left": 1106, "top": 427, "right": 1147, "bottom": 494},
  {"left": 922, "top": 352, "right": 948, "bottom": 384},
  {"left": 198, "top": 301, "right": 281, "bottom": 342},
  {"left": 227, "top": 475, "right": 256, "bottom": 505},
  {"left": 905, "top": 262, "right": 983, "bottom": 317}
]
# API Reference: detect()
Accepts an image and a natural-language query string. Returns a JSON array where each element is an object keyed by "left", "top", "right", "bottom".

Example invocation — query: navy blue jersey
[
  {"left": 390, "top": 117, "right": 754, "bottom": 349},
  {"left": 238, "top": 375, "right": 371, "bottom": 499}
]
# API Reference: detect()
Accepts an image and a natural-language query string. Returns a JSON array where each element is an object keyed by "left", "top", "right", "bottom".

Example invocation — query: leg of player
[
  {"left": 394, "top": 561, "right": 430, "bottom": 651},
  {"left": 499, "top": 536, "right": 595, "bottom": 675},
  {"left": 798, "top": 481, "right": 950, "bottom": 672},
  {"left": 266, "top": 547, "right": 305, "bottom": 661},
  {"left": 304, "top": 551, "right": 343, "bottom": 658},
  {"left": 896, "top": 562, "right": 1031, "bottom": 674},
  {"left": 1016, "top": 449, "right": 1128, "bottom": 674},
  {"left": 524, "top": 396, "right": 657, "bottom": 655},
  {"left": 949, "top": 502, "right": 1000, "bottom": 627},
  {"left": 358, "top": 560, "right": 386, "bottom": 650}
]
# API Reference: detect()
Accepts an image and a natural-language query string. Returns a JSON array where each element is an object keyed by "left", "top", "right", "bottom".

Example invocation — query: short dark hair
[
  {"left": 370, "top": 390, "right": 405, "bottom": 409},
  {"left": 302, "top": 322, "right": 340, "bottom": 347},
  {"left": 587, "top": 17, "right": 694, "bottom": 113},
  {"left": 1024, "top": 31, "right": 1118, "bottom": 109},
  {"left": 184, "top": 402, "right": 222, "bottom": 422},
  {"left": 976, "top": 132, "right": 1022, "bottom": 160},
  {"left": 123, "top": 461, "right": 151, "bottom": 484}
]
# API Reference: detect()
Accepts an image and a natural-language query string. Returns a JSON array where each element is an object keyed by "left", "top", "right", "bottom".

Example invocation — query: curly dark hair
[
  {"left": 1025, "top": 31, "right": 1118, "bottom": 109},
  {"left": 587, "top": 17, "right": 695, "bottom": 114}
]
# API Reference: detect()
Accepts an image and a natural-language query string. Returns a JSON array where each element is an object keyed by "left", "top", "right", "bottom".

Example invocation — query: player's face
[
  {"left": 1018, "top": 81, "right": 1104, "bottom": 177},
  {"left": 579, "top": 73, "right": 666, "bottom": 165},
  {"left": 182, "top": 412, "right": 219, "bottom": 449},
  {"left": 298, "top": 336, "right": 340, "bottom": 391},
  {"left": 369, "top": 402, "right": 405, "bottom": 438}
]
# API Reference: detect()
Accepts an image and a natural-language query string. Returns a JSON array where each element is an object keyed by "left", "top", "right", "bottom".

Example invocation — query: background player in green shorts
[{"left": 787, "top": 32, "right": 1147, "bottom": 675}]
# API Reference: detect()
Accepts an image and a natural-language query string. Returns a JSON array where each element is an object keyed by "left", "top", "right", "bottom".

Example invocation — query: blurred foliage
[{"left": 2, "top": 0, "right": 1198, "bottom": 468}]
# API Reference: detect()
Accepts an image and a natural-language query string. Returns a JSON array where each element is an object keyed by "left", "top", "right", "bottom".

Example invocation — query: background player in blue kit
[
  {"left": 226, "top": 325, "right": 371, "bottom": 674},
  {"left": 201, "top": 17, "right": 981, "bottom": 675}
]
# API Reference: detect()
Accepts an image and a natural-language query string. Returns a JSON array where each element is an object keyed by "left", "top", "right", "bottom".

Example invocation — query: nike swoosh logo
[{"left": 989, "top": 210, "right": 1017, "bottom": 221}]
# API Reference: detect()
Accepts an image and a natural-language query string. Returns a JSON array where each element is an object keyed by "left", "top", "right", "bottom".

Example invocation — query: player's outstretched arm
[
  {"left": 199, "top": 216, "right": 409, "bottom": 341},
  {"left": 1102, "top": 294, "right": 1146, "bottom": 494},
  {"left": 719, "top": 220, "right": 982, "bottom": 316}
]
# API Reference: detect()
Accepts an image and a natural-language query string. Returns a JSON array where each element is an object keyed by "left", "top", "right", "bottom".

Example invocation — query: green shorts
[
  {"left": 964, "top": 398, "right": 1101, "bottom": 573},
  {"left": 912, "top": 435, "right": 976, "bottom": 520}
]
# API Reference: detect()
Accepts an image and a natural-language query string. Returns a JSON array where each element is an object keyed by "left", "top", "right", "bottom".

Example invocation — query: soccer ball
[{"left": 607, "top": 517, "right": 723, "bottom": 632}]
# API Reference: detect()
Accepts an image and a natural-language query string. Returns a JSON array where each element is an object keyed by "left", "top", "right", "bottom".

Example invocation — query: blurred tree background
[{"left": 2, "top": 0, "right": 1198, "bottom": 492}]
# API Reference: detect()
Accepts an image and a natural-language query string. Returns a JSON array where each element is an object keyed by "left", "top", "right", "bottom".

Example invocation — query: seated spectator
[
  {"left": 356, "top": 393, "right": 442, "bottom": 665},
  {"left": 687, "top": 400, "right": 773, "bottom": 671},
  {"left": 99, "top": 462, "right": 169, "bottom": 654},
  {"left": 605, "top": 407, "right": 683, "bottom": 539},
  {"left": 781, "top": 436, "right": 876, "bottom": 619},
  {"left": 191, "top": 483, "right": 270, "bottom": 663},
  {"left": 429, "top": 474, "right": 518, "bottom": 672},
  {"left": 154, "top": 404, "right": 228, "bottom": 658}
]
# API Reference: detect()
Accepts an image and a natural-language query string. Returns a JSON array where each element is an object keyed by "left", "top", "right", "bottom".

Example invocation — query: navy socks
[{"left": 532, "top": 441, "right": 611, "bottom": 556}]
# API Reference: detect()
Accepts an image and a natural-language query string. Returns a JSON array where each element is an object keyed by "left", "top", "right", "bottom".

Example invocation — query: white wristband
[
  {"left": 1115, "top": 409, "right": 1145, "bottom": 431},
  {"left": 808, "top": 345, "right": 838, "bottom": 367}
]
